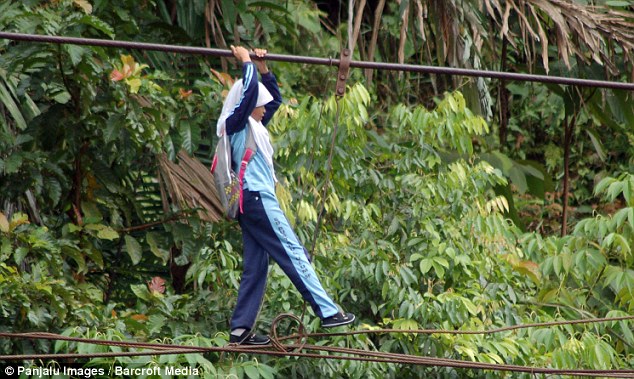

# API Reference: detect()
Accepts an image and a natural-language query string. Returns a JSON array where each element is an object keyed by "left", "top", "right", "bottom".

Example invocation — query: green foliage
[
  {"left": 267, "top": 84, "right": 631, "bottom": 376},
  {"left": 1, "top": 1, "right": 634, "bottom": 378},
  {"left": 0, "top": 212, "right": 104, "bottom": 338}
]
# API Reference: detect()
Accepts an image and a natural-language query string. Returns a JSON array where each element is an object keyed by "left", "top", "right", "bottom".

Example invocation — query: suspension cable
[
  {"left": 1, "top": 31, "right": 633, "bottom": 91},
  {"left": 2, "top": 29, "right": 634, "bottom": 377},
  {"left": 3, "top": 314, "right": 634, "bottom": 377},
  {"left": 310, "top": 96, "right": 343, "bottom": 255}
]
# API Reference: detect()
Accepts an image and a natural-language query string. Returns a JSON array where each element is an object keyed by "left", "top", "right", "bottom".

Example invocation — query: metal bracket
[{"left": 335, "top": 48, "right": 351, "bottom": 97}]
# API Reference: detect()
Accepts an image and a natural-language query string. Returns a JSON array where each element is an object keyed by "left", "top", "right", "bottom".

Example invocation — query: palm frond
[
  {"left": 157, "top": 150, "right": 224, "bottom": 223},
  {"left": 482, "top": 0, "right": 634, "bottom": 73}
]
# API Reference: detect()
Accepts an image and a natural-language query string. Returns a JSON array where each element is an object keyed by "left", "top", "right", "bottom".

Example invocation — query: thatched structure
[{"left": 157, "top": 150, "right": 225, "bottom": 223}]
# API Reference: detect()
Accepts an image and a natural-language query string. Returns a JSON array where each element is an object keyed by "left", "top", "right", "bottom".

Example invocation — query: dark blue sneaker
[
  {"left": 321, "top": 312, "right": 356, "bottom": 328},
  {"left": 229, "top": 330, "right": 271, "bottom": 345}
]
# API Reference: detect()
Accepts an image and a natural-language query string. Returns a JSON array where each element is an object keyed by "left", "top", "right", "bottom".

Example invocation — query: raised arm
[
  {"left": 225, "top": 46, "right": 259, "bottom": 135},
  {"left": 253, "top": 48, "right": 282, "bottom": 126}
]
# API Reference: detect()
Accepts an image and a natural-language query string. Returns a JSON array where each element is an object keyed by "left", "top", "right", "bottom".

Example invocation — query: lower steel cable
[{"left": 2, "top": 315, "right": 634, "bottom": 377}]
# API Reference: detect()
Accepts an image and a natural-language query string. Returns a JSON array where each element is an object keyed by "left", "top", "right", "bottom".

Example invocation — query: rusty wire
[
  {"left": 295, "top": 314, "right": 634, "bottom": 339},
  {"left": 2, "top": 29, "right": 634, "bottom": 378},
  {"left": 1, "top": 31, "right": 634, "bottom": 91},
  {"left": 1, "top": 336, "right": 633, "bottom": 377},
  {"left": 2, "top": 315, "right": 634, "bottom": 377}
]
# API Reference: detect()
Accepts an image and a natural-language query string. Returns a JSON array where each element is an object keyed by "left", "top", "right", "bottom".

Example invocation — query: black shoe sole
[
  {"left": 241, "top": 339, "right": 271, "bottom": 346},
  {"left": 322, "top": 314, "right": 356, "bottom": 328},
  {"left": 230, "top": 331, "right": 271, "bottom": 345},
  {"left": 230, "top": 335, "right": 271, "bottom": 345}
]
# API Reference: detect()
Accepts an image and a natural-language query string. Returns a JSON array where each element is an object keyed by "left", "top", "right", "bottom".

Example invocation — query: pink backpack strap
[
  {"left": 238, "top": 148, "right": 255, "bottom": 214},
  {"left": 210, "top": 155, "right": 218, "bottom": 174}
]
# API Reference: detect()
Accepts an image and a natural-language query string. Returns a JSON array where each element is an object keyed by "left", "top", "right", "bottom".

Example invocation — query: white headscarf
[{"left": 216, "top": 79, "right": 276, "bottom": 179}]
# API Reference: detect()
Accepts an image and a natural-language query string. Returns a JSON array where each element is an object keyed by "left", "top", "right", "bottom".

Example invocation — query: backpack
[{"left": 210, "top": 125, "right": 257, "bottom": 220}]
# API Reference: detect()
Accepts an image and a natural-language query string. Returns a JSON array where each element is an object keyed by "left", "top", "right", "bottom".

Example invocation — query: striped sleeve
[
  {"left": 225, "top": 63, "right": 258, "bottom": 135},
  {"left": 261, "top": 71, "right": 282, "bottom": 127}
]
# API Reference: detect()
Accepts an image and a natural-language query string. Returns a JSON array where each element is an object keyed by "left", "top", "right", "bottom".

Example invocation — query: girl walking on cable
[{"left": 217, "top": 45, "right": 355, "bottom": 345}]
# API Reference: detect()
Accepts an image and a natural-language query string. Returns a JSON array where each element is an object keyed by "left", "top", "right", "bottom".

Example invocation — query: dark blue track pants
[{"left": 230, "top": 190, "right": 339, "bottom": 331}]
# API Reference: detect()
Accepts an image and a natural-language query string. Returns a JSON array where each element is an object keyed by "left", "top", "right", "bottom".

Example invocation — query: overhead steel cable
[
  {"left": 1, "top": 31, "right": 634, "bottom": 91},
  {"left": 2, "top": 30, "right": 634, "bottom": 377}
]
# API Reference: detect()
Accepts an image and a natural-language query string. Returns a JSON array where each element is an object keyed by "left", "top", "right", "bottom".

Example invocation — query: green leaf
[
  {"left": 593, "top": 342, "right": 611, "bottom": 369},
  {"left": 48, "top": 84, "right": 71, "bottom": 104},
  {"left": 595, "top": 177, "right": 616, "bottom": 196},
  {"left": 148, "top": 314, "right": 166, "bottom": 335},
  {"left": 4, "top": 153, "right": 23, "bottom": 174},
  {"left": 79, "top": 14, "right": 115, "bottom": 38},
  {"left": 508, "top": 166, "right": 528, "bottom": 194},
  {"left": 621, "top": 320, "right": 634, "bottom": 345},
  {"left": 514, "top": 260, "right": 541, "bottom": 284},
  {"left": 131, "top": 284, "right": 150, "bottom": 301},
  {"left": 97, "top": 225, "right": 119, "bottom": 240},
  {"left": 606, "top": 1, "right": 632, "bottom": 7},
  {"left": 63, "top": 45, "right": 86, "bottom": 66},
  {"left": 432, "top": 261, "right": 446, "bottom": 278},
  {"left": 520, "top": 160, "right": 553, "bottom": 199},
  {"left": 0, "top": 80, "right": 27, "bottom": 130},
  {"left": 62, "top": 245, "right": 86, "bottom": 273},
  {"left": 146, "top": 232, "right": 170, "bottom": 263},
  {"left": 607, "top": 180, "right": 623, "bottom": 201},
  {"left": 84, "top": 246, "right": 104, "bottom": 269},
  {"left": 44, "top": 177, "right": 62, "bottom": 205},
  {"left": 419, "top": 258, "right": 432, "bottom": 274},
  {"left": 0, "top": 212, "right": 9, "bottom": 233},
  {"left": 606, "top": 89, "right": 634, "bottom": 127},
  {"left": 104, "top": 114, "right": 123, "bottom": 143},
  {"left": 434, "top": 257, "right": 449, "bottom": 268},
  {"left": 250, "top": 1, "right": 290, "bottom": 13},
  {"left": 241, "top": 13, "right": 256, "bottom": 33},
  {"left": 393, "top": 318, "right": 419, "bottom": 332},
  {"left": 164, "top": 135, "right": 176, "bottom": 160},
  {"left": 221, "top": 0, "right": 237, "bottom": 33},
  {"left": 124, "top": 235, "right": 143, "bottom": 265},
  {"left": 614, "top": 233, "right": 631, "bottom": 259},
  {"left": 387, "top": 216, "right": 401, "bottom": 236},
  {"left": 179, "top": 121, "right": 192, "bottom": 154},
  {"left": 257, "top": 365, "right": 276, "bottom": 379},
  {"left": 244, "top": 365, "right": 259, "bottom": 379},
  {"left": 586, "top": 129, "right": 606, "bottom": 162},
  {"left": 399, "top": 266, "right": 416, "bottom": 286},
  {"left": 460, "top": 297, "right": 479, "bottom": 316},
  {"left": 14, "top": 247, "right": 29, "bottom": 265},
  {"left": 127, "top": 78, "right": 142, "bottom": 93},
  {"left": 81, "top": 202, "right": 103, "bottom": 223},
  {"left": 624, "top": 178, "right": 632, "bottom": 206}
]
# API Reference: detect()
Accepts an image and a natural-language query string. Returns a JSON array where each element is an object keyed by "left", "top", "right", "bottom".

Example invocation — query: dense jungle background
[{"left": 1, "top": 0, "right": 634, "bottom": 377}]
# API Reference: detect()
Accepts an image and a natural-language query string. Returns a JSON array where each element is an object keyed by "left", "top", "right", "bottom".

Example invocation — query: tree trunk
[
  {"left": 365, "top": 0, "right": 386, "bottom": 85},
  {"left": 349, "top": 0, "right": 366, "bottom": 54},
  {"left": 170, "top": 246, "right": 189, "bottom": 294},
  {"left": 69, "top": 141, "right": 89, "bottom": 225},
  {"left": 499, "top": 38, "right": 510, "bottom": 147},
  {"left": 561, "top": 114, "right": 576, "bottom": 237}
]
